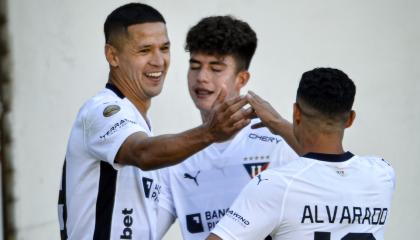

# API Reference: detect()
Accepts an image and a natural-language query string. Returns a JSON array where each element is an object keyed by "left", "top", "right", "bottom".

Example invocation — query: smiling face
[
  {"left": 106, "top": 22, "right": 170, "bottom": 101},
  {"left": 187, "top": 52, "right": 249, "bottom": 114}
]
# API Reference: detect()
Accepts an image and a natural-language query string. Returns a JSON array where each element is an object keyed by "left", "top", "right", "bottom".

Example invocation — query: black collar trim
[
  {"left": 303, "top": 151, "right": 354, "bottom": 162},
  {"left": 105, "top": 83, "right": 125, "bottom": 99}
]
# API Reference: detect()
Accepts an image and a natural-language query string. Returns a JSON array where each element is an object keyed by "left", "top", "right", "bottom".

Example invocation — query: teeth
[
  {"left": 145, "top": 72, "right": 163, "bottom": 78},
  {"left": 196, "top": 90, "right": 212, "bottom": 95}
]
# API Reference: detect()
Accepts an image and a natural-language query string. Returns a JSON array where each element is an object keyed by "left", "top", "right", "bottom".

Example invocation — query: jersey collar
[
  {"left": 303, "top": 151, "right": 354, "bottom": 162},
  {"left": 106, "top": 83, "right": 125, "bottom": 99}
]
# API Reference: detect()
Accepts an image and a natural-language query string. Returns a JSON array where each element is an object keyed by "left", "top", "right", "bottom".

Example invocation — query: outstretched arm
[
  {"left": 246, "top": 91, "right": 303, "bottom": 155},
  {"left": 116, "top": 90, "right": 252, "bottom": 170}
]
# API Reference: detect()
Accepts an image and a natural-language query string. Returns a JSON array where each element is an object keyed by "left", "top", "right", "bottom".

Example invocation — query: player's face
[
  {"left": 188, "top": 53, "right": 248, "bottom": 113},
  {"left": 112, "top": 22, "right": 170, "bottom": 100}
]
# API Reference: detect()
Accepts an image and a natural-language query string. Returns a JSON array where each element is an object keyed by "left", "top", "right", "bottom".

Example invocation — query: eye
[
  {"left": 161, "top": 45, "right": 170, "bottom": 53},
  {"left": 138, "top": 48, "right": 150, "bottom": 54},
  {"left": 189, "top": 63, "right": 201, "bottom": 70},
  {"left": 211, "top": 67, "right": 223, "bottom": 72}
]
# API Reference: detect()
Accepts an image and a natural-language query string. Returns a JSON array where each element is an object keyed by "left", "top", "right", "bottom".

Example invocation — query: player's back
[{"left": 271, "top": 152, "right": 395, "bottom": 240}]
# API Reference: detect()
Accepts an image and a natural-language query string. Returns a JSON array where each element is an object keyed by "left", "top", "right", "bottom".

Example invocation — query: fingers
[
  {"left": 232, "top": 118, "right": 251, "bottom": 129},
  {"left": 211, "top": 85, "right": 227, "bottom": 109}
]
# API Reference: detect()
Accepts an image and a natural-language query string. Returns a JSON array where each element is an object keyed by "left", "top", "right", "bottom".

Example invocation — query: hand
[
  {"left": 203, "top": 87, "right": 252, "bottom": 142},
  {"left": 246, "top": 90, "right": 284, "bottom": 134}
]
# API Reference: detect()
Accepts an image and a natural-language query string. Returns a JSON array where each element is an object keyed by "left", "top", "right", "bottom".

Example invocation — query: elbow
[{"left": 131, "top": 151, "right": 160, "bottom": 171}]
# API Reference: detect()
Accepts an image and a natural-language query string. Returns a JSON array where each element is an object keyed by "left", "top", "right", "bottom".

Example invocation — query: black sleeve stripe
[
  {"left": 58, "top": 159, "right": 68, "bottom": 240},
  {"left": 93, "top": 161, "right": 118, "bottom": 240}
]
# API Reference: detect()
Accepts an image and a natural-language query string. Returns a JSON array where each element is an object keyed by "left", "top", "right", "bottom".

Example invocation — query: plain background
[{"left": 4, "top": 0, "right": 419, "bottom": 239}]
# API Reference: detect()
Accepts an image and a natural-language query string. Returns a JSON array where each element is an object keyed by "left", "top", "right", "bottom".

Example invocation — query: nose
[
  {"left": 196, "top": 69, "right": 210, "bottom": 83},
  {"left": 149, "top": 50, "right": 165, "bottom": 67}
]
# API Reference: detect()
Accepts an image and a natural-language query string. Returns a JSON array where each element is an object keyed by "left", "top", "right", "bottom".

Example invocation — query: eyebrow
[
  {"left": 137, "top": 41, "right": 171, "bottom": 49},
  {"left": 189, "top": 58, "right": 227, "bottom": 66}
]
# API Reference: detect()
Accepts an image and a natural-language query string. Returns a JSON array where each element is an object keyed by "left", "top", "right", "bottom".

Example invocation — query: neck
[
  {"left": 300, "top": 130, "right": 345, "bottom": 155},
  {"left": 200, "top": 110, "right": 211, "bottom": 123},
  {"left": 108, "top": 71, "right": 150, "bottom": 119}
]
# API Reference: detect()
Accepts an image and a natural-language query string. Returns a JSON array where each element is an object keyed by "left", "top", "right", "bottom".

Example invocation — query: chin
[{"left": 194, "top": 103, "right": 211, "bottom": 112}]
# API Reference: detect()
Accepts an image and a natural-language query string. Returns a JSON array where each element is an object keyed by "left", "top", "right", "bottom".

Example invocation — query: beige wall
[{"left": 6, "top": 0, "right": 419, "bottom": 239}]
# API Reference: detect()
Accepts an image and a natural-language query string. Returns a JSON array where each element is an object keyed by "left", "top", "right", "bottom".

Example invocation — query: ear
[
  {"left": 234, "top": 70, "right": 250, "bottom": 91},
  {"left": 293, "top": 103, "right": 302, "bottom": 125},
  {"left": 344, "top": 110, "right": 356, "bottom": 128},
  {"left": 105, "top": 44, "right": 119, "bottom": 67}
]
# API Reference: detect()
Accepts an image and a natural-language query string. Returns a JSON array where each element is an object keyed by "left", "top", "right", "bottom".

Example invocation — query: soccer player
[
  {"left": 157, "top": 16, "right": 300, "bottom": 240},
  {"left": 207, "top": 68, "right": 396, "bottom": 240},
  {"left": 57, "top": 4, "right": 251, "bottom": 240}
]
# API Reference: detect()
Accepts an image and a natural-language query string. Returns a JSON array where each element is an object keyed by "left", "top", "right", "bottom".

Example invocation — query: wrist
[{"left": 196, "top": 124, "right": 216, "bottom": 144}]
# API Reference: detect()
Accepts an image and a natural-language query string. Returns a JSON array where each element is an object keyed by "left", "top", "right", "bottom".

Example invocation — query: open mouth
[
  {"left": 194, "top": 88, "right": 214, "bottom": 99},
  {"left": 145, "top": 71, "right": 163, "bottom": 79}
]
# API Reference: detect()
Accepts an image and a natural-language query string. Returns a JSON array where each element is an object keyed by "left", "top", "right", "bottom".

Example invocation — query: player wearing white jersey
[
  {"left": 58, "top": 4, "right": 252, "bottom": 240},
  {"left": 59, "top": 85, "right": 162, "bottom": 239},
  {"left": 208, "top": 68, "right": 395, "bottom": 240},
  {"left": 157, "top": 16, "right": 300, "bottom": 240},
  {"left": 159, "top": 120, "right": 297, "bottom": 239}
]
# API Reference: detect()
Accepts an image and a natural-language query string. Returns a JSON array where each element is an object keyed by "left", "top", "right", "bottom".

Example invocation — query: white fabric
[
  {"left": 158, "top": 120, "right": 298, "bottom": 240},
  {"left": 156, "top": 208, "right": 176, "bottom": 240},
  {"left": 212, "top": 154, "right": 395, "bottom": 240},
  {"left": 58, "top": 87, "right": 161, "bottom": 240}
]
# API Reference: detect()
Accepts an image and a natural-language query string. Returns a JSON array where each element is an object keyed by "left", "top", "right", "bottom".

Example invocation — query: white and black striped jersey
[
  {"left": 159, "top": 120, "right": 298, "bottom": 240},
  {"left": 212, "top": 152, "right": 395, "bottom": 240},
  {"left": 58, "top": 84, "right": 160, "bottom": 240}
]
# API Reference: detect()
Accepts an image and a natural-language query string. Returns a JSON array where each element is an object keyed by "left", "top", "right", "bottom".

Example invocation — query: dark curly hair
[
  {"left": 185, "top": 15, "right": 257, "bottom": 71},
  {"left": 297, "top": 68, "right": 356, "bottom": 118},
  {"left": 104, "top": 3, "right": 165, "bottom": 45}
]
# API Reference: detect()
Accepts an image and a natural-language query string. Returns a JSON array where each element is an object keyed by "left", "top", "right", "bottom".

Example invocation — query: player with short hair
[
  {"left": 157, "top": 16, "right": 300, "bottom": 240},
  {"left": 207, "top": 68, "right": 395, "bottom": 240},
  {"left": 57, "top": 4, "right": 251, "bottom": 240}
]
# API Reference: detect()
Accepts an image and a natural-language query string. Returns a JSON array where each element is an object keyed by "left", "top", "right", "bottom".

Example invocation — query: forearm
[
  {"left": 118, "top": 125, "right": 214, "bottom": 170},
  {"left": 271, "top": 118, "right": 303, "bottom": 156}
]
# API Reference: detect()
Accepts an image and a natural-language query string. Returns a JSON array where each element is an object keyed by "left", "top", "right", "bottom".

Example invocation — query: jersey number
[{"left": 314, "top": 232, "right": 376, "bottom": 240}]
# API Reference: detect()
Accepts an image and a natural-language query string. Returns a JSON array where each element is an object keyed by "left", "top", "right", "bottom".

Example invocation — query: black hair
[
  {"left": 185, "top": 15, "right": 257, "bottom": 71},
  {"left": 297, "top": 68, "right": 356, "bottom": 117},
  {"left": 104, "top": 3, "right": 165, "bottom": 44}
]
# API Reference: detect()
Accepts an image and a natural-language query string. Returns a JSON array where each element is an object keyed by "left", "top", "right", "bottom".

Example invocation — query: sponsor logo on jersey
[
  {"left": 225, "top": 209, "right": 250, "bottom": 227},
  {"left": 186, "top": 213, "right": 204, "bottom": 233},
  {"left": 141, "top": 177, "right": 160, "bottom": 202},
  {"left": 120, "top": 208, "right": 133, "bottom": 239},
  {"left": 186, "top": 208, "right": 230, "bottom": 233},
  {"left": 103, "top": 104, "right": 121, "bottom": 117},
  {"left": 243, "top": 162, "right": 269, "bottom": 178},
  {"left": 257, "top": 174, "right": 269, "bottom": 185},
  {"left": 301, "top": 205, "right": 388, "bottom": 225},
  {"left": 248, "top": 133, "right": 282, "bottom": 144},
  {"left": 99, "top": 118, "right": 136, "bottom": 140},
  {"left": 184, "top": 171, "right": 200, "bottom": 186}
]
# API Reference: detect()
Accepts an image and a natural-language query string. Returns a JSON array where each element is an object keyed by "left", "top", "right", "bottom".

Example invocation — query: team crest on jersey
[
  {"left": 243, "top": 162, "right": 269, "bottom": 178},
  {"left": 103, "top": 104, "right": 120, "bottom": 117}
]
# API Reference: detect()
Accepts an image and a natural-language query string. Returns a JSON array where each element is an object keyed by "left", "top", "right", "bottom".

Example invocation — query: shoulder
[
  {"left": 80, "top": 89, "right": 137, "bottom": 128},
  {"left": 354, "top": 155, "right": 395, "bottom": 184}
]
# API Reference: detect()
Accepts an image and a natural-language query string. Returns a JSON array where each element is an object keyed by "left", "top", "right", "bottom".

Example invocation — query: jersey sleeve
[
  {"left": 84, "top": 101, "right": 147, "bottom": 168},
  {"left": 211, "top": 170, "right": 285, "bottom": 240},
  {"left": 158, "top": 167, "right": 177, "bottom": 216}
]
